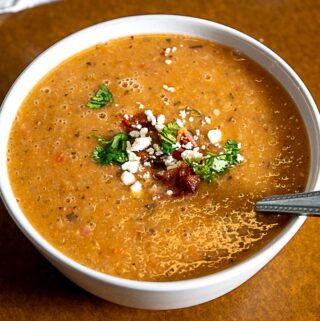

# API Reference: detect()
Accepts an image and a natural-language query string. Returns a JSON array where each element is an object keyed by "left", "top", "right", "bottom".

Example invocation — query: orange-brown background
[{"left": 0, "top": 1, "right": 319, "bottom": 320}]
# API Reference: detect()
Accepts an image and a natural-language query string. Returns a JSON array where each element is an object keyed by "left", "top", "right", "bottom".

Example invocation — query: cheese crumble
[{"left": 208, "top": 129, "right": 222, "bottom": 144}]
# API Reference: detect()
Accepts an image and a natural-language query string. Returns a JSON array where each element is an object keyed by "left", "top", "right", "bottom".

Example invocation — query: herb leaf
[
  {"left": 159, "top": 122, "right": 180, "bottom": 154},
  {"left": 92, "top": 132, "right": 129, "bottom": 165},
  {"left": 87, "top": 84, "right": 113, "bottom": 109},
  {"left": 188, "top": 139, "right": 241, "bottom": 182}
]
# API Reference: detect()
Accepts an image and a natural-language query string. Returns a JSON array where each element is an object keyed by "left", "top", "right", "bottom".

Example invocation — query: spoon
[{"left": 255, "top": 190, "right": 320, "bottom": 217}]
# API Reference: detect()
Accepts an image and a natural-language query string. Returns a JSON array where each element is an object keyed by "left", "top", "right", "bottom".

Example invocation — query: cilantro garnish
[
  {"left": 187, "top": 139, "right": 241, "bottom": 182},
  {"left": 91, "top": 132, "right": 129, "bottom": 165},
  {"left": 87, "top": 84, "right": 113, "bottom": 109},
  {"left": 159, "top": 122, "right": 180, "bottom": 154}
]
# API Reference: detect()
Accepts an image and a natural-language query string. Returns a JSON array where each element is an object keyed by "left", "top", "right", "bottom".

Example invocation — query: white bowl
[{"left": 0, "top": 15, "right": 320, "bottom": 310}]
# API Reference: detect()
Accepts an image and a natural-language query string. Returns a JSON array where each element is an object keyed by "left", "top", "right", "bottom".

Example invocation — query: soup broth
[{"left": 7, "top": 35, "right": 309, "bottom": 281}]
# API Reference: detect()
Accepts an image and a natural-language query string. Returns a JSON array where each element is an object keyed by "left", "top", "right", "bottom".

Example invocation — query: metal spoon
[{"left": 255, "top": 190, "right": 320, "bottom": 216}]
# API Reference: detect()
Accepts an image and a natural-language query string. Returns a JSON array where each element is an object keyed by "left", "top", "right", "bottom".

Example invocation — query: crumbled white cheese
[
  {"left": 128, "top": 151, "right": 140, "bottom": 161},
  {"left": 182, "top": 142, "right": 193, "bottom": 150},
  {"left": 195, "top": 129, "right": 200, "bottom": 136},
  {"left": 129, "top": 130, "right": 140, "bottom": 138},
  {"left": 142, "top": 172, "right": 150, "bottom": 179},
  {"left": 167, "top": 161, "right": 182, "bottom": 170},
  {"left": 166, "top": 190, "right": 173, "bottom": 196},
  {"left": 172, "top": 46, "right": 177, "bottom": 53},
  {"left": 176, "top": 119, "right": 184, "bottom": 128},
  {"left": 146, "top": 147, "right": 155, "bottom": 155},
  {"left": 205, "top": 116, "right": 212, "bottom": 124},
  {"left": 121, "top": 160, "right": 140, "bottom": 173},
  {"left": 181, "top": 149, "right": 203, "bottom": 161},
  {"left": 121, "top": 171, "right": 136, "bottom": 185},
  {"left": 155, "top": 124, "right": 165, "bottom": 132},
  {"left": 163, "top": 155, "right": 177, "bottom": 167},
  {"left": 165, "top": 47, "right": 171, "bottom": 54},
  {"left": 201, "top": 145, "right": 206, "bottom": 150},
  {"left": 179, "top": 110, "right": 187, "bottom": 119},
  {"left": 131, "top": 137, "right": 152, "bottom": 151},
  {"left": 165, "top": 59, "right": 172, "bottom": 65},
  {"left": 126, "top": 141, "right": 132, "bottom": 152},
  {"left": 131, "top": 181, "right": 142, "bottom": 192},
  {"left": 145, "top": 109, "right": 157, "bottom": 125},
  {"left": 189, "top": 116, "right": 194, "bottom": 122},
  {"left": 154, "top": 143, "right": 164, "bottom": 156},
  {"left": 238, "top": 143, "right": 242, "bottom": 148},
  {"left": 237, "top": 154, "right": 245, "bottom": 162},
  {"left": 124, "top": 114, "right": 129, "bottom": 120},
  {"left": 136, "top": 102, "right": 144, "bottom": 109},
  {"left": 213, "top": 109, "right": 220, "bottom": 116},
  {"left": 201, "top": 120, "right": 206, "bottom": 126},
  {"left": 140, "top": 127, "right": 148, "bottom": 137},
  {"left": 144, "top": 161, "right": 151, "bottom": 167},
  {"left": 208, "top": 129, "right": 222, "bottom": 144},
  {"left": 157, "top": 114, "right": 165, "bottom": 124},
  {"left": 155, "top": 114, "right": 166, "bottom": 132},
  {"left": 163, "top": 84, "right": 175, "bottom": 93},
  {"left": 132, "top": 123, "right": 142, "bottom": 130}
]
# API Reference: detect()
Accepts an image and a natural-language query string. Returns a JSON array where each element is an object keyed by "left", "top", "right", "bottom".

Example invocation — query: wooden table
[{"left": 0, "top": 1, "right": 319, "bottom": 320}]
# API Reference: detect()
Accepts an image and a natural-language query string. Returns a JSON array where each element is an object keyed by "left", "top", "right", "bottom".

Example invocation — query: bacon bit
[
  {"left": 177, "top": 163, "right": 200, "bottom": 193},
  {"left": 135, "top": 151, "right": 149, "bottom": 162},
  {"left": 156, "top": 162, "right": 200, "bottom": 195},
  {"left": 156, "top": 167, "right": 178, "bottom": 183},
  {"left": 150, "top": 158, "right": 166, "bottom": 170},
  {"left": 172, "top": 148, "right": 184, "bottom": 160},
  {"left": 176, "top": 127, "right": 197, "bottom": 147},
  {"left": 121, "top": 113, "right": 155, "bottom": 132}
]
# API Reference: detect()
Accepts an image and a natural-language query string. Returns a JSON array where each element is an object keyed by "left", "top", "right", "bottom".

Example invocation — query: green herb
[
  {"left": 159, "top": 122, "right": 180, "bottom": 154},
  {"left": 183, "top": 106, "right": 202, "bottom": 116},
  {"left": 91, "top": 132, "right": 130, "bottom": 165},
  {"left": 188, "top": 139, "right": 241, "bottom": 182},
  {"left": 87, "top": 84, "right": 113, "bottom": 109}
]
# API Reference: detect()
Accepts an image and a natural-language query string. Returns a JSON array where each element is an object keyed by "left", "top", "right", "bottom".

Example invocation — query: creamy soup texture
[{"left": 8, "top": 35, "right": 309, "bottom": 281}]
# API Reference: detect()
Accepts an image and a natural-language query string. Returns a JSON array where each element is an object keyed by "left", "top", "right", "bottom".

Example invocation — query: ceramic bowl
[{"left": 0, "top": 15, "right": 320, "bottom": 310}]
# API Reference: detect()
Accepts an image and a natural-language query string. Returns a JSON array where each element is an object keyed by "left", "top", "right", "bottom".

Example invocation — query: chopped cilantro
[
  {"left": 87, "top": 84, "right": 113, "bottom": 109},
  {"left": 159, "top": 122, "right": 180, "bottom": 154},
  {"left": 188, "top": 139, "right": 241, "bottom": 182},
  {"left": 91, "top": 132, "right": 129, "bottom": 165}
]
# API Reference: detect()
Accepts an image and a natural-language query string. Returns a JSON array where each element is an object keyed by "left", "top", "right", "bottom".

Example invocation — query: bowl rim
[{"left": 1, "top": 14, "right": 320, "bottom": 292}]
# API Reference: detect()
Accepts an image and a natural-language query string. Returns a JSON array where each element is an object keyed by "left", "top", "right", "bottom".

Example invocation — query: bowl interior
[{"left": 0, "top": 15, "right": 320, "bottom": 290}]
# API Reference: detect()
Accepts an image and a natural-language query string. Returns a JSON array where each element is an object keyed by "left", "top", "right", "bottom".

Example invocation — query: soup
[{"left": 7, "top": 35, "right": 309, "bottom": 281}]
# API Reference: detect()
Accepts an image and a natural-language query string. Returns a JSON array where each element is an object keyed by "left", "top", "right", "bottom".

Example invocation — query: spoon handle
[{"left": 255, "top": 191, "right": 320, "bottom": 216}]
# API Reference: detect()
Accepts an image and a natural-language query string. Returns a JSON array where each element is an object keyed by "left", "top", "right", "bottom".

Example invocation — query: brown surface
[{"left": 0, "top": 0, "right": 319, "bottom": 320}]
